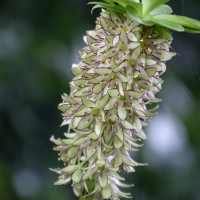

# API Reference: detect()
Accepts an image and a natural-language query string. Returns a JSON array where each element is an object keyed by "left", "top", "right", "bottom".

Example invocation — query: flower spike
[{"left": 50, "top": 0, "right": 200, "bottom": 199}]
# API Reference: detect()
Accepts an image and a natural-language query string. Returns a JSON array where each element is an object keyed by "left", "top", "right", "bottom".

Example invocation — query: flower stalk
[{"left": 50, "top": 0, "right": 200, "bottom": 199}]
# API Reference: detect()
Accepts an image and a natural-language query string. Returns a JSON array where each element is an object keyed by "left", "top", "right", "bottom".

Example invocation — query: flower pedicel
[{"left": 50, "top": 0, "right": 200, "bottom": 199}]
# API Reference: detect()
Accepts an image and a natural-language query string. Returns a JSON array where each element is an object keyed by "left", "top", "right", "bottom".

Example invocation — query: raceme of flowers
[{"left": 50, "top": 9, "right": 175, "bottom": 200}]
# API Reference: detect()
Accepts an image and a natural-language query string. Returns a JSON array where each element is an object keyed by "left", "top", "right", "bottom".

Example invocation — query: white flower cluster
[{"left": 50, "top": 9, "right": 175, "bottom": 200}]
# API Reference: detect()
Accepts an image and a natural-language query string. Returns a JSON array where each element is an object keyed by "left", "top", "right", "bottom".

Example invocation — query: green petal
[
  {"left": 118, "top": 79, "right": 124, "bottom": 96},
  {"left": 64, "top": 132, "right": 77, "bottom": 138},
  {"left": 60, "top": 153, "right": 69, "bottom": 162},
  {"left": 104, "top": 97, "right": 117, "bottom": 110},
  {"left": 110, "top": 58, "right": 117, "bottom": 69},
  {"left": 77, "top": 115, "right": 93, "bottom": 129},
  {"left": 54, "top": 178, "right": 71, "bottom": 185},
  {"left": 120, "top": 29, "right": 128, "bottom": 44},
  {"left": 97, "top": 145, "right": 102, "bottom": 160},
  {"left": 118, "top": 73, "right": 130, "bottom": 82},
  {"left": 93, "top": 84, "right": 103, "bottom": 94},
  {"left": 146, "top": 58, "right": 157, "bottom": 66},
  {"left": 113, "top": 35, "right": 120, "bottom": 46},
  {"left": 118, "top": 102, "right": 127, "bottom": 120},
  {"left": 74, "top": 80, "right": 88, "bottom": 87},
  {"left": 108, "top": 89, "right": 119, "bottom": 97},
  {"left": 50, "top": 136, "right": 62, "bottom": 145},
  {"left": 128, "top": 32, "right": 138, "bottom": 42},
  {"left": 94, "top": 68, "right": 111, "bottom": 75},
  {"left": 132, "top": 46, "right": 141, "bottom": 58},
  {"left": 128, "top": 42, "right": 140, "bottom": 49},
  {"left": 95, "top": 122, "right": 102, "bottom": 137},
  {"left": 68, "top": 147, "right": 79, "bottom": 158},
  {"left": 113, "top": 62, "right": 127, "bottom": 73},
  {"left": 146, "top": 67, "right": 157, "bottom": 76},
  {"left": 98, "top": 95, "right": 109, "bottom": 108},
  {"left": 121, "top": 120, "right": 135, "bottom": 129},
  {"left": 71, "top": 64, "right": 83, "bottom": 76},
  {"left": 135, "top": 116, "right": 142, "bottom": 133},
  {"left": 72, "top": 117, "right": 82, "bottom": 128},
  {"left": 72, "top": 169, "right": 82, "bottom": 183},
  {"left": 135, "top": 129, "right": 147, "bottom": 140},
  {"left": 114, "top": 135, "right": 123, "bottom": 148},
  {"left": 99, "top": 169, "right": 108, "bottom": 188},
  {"left": 82, "top": 97, "right": 96, "bottom": 107},
  {"left": 125, "top": 90, "right": 143, "bottom": 99},
  {"left": 61, "top": 165, "right": 77, "bottom": 173},
  {"left": 49, "top": 168, "right": 62, "bottom": 174},
  {"left": 102, "top": 184, "right": 112, "bottom": 199},
  {"left": 113, "top": 151, "right": 122, "bottom": 167}
]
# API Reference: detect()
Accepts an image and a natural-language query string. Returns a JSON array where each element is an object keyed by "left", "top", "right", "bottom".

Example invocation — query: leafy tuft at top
[{"left": 88, "top": 0, "right": 200, "bottom": 33}]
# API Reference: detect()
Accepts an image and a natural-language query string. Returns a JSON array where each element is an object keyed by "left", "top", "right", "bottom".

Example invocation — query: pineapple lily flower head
[{"left": 50, "top": 0, "right": 200, "bottom": 199}]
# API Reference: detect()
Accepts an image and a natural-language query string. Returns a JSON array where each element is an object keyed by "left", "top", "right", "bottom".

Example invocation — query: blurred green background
[{"left": 0, "top": 0, "right": 200, "bottom": 200}]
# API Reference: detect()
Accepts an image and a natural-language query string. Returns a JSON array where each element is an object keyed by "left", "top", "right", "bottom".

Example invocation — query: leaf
[
  {"left": 142, "top": 0, "right": 169, "bottom": 17},
  {"left": 150, "top": 15, "right": 184, "bottom": 32},
  {"left": 179, "top": 16, "right": 200, "bottom": 29},
  {"left": 125, "top": 91, "right": 143, "bottom": 99},
  {"left": 183, "top": 27, "right": 200, "bottom": 34},
  {"left": 102, "top": 184, "right": 112, "bottom": 199},
  {"left": 72, "top": 169, "right": 82, "bottom": 183},
  {"left": 126, "top": 5, "right": 154, "bottom": 26},
  {"left": 154, "top": 14, "right": 200, "bottom": 30},
  {"left": 89, "top": 2, "right": 125, "bottom": 14},
  {"left": 149, "top": 4, "right": 173, "bottom": 15},
  {"left": 82, "top": 97, "right": 96, "bottom": 107}
]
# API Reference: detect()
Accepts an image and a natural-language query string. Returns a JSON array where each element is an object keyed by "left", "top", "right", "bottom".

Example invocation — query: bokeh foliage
[{"left": 0, "top": 0, "right": 200, "bottom": 200}]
